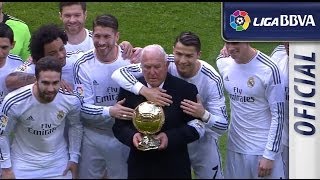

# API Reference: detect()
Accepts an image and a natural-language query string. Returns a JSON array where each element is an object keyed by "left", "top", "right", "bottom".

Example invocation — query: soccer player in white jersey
[
  {"left": 216, "top": 42, "right": 285, "bottom": 179},
  {"left": 0, "top": 56, "right": 83, "bottom": 179},
  {"left": 59, "top": 2, "right": 134, "bottom": 60},
  {"left": 111, "top": 32, "right": 228, "bottom": 179},
  {"left": 5, "top": 24, "right": 83, "bottom": 93},
  {"left": 270, "top": 42, "right": 289, "bottom": 179},
  {"left": 73, "top": 14, "right": 135, "bottom": 179},
  {"left": 0, "top": 22, "right": 24, "bottom": 178},
  {"left": 0, "top": 23, "right": 24, "bottom": 106},
  {"left": 59, "top": 2, "right": 93, "bottom": 53},
  {"left": 3, "top": 24, "right": 84, "bottom": 159}
]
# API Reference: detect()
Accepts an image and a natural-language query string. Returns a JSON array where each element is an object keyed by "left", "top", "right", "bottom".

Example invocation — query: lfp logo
[{"left": 230, "top": 10, "right": 251, "bottom": 31}]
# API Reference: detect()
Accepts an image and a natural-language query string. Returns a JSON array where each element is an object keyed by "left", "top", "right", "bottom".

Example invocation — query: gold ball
[{"left": 132, "top": 101, "right": 165, "bottom": 135}]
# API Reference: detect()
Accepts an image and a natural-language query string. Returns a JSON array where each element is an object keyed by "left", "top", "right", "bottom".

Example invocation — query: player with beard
[
  {"left": 73, "top": 14, "right": 135, "bottom": 179},
  {"left": 0, "top": 56, "right": 83, "bottom": 179}
]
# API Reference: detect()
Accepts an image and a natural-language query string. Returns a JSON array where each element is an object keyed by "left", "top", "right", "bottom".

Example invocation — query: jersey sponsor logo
[
  {"left": 229, "top": 94, "right": 255, "bottom": 102},
  {"left": 96, "top": 86, "right": 119, "bottom": 103},
  {"left": 57, "top": 110, "right": 65, "bottom": 120},
  {"left": 247, "top": 77, "right": 255, "bottom": 88},
  {"left": 230, "top": 87, "right": 255, "bottom": 102},
  {"left": 28, "top": 123, "right": 58, "bottom": 136}
]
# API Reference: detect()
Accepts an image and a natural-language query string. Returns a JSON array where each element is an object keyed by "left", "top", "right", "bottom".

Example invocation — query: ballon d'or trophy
[{"left": 133, "top": 101, "right": 165, "bottom": 151}]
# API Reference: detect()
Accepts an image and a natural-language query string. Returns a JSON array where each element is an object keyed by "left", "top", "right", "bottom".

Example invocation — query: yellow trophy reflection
[{"left": 132, "top": 101, "right": 165, "bottom": 151}]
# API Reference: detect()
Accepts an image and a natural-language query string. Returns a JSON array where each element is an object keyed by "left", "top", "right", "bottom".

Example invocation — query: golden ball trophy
[{"left": 132, "top": 101, "right": 165, "bottom": 151}]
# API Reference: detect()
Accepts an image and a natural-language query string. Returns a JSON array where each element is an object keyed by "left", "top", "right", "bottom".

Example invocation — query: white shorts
[
  {"left": 11, "top": 149, "right": 69, "bottom": 179},
  {"left": 78, "top": 127, "right": 130, "bottom": 179},
  {"left": 188, "top": 133, "right": 224, "bottom": 179},
  {"left": 225, "top": 150, "right": 284, "bottom": 179}
]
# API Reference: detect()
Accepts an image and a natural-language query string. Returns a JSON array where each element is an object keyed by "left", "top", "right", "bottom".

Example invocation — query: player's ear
[
  {"left": 84, "top": 10, "right": 87, "bottom": 20},
  {"left": 10, "top": 40, "right": 15, "bottom": 49},
  {"left": 197, "top": 51, "right": 201, "bottom": 59},
  {"left": 115, "top": 31, "right": 120, "bottom": 42}
]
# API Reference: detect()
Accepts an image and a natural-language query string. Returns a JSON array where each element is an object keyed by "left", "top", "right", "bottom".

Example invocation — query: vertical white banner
[{"left": 289, "top": 42, "right": 320, "bottom": 179}]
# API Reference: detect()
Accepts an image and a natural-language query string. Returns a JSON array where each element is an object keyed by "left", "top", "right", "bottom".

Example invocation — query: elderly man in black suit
[{"left": 112, "top": 44, "right": 204, "bottom": 179}]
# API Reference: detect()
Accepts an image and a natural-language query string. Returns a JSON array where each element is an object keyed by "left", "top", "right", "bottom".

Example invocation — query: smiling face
[
  {"left": 92, "top": 26, "right": 119, "bottom": 58},
  {"left": 59, "top": 4, "right": 87, "bottom": 35},
  {"left": 173, "top": 41, "right": 200, "bottom": 78},
  {"left": 36, "top": 70, "right": 61, "bottom": 103},
  {"left": 225, "top": 42, "right": 251, "bottom": 63},
  {"left": 43, "top": 38, "right": 66, "bottom": 67}
]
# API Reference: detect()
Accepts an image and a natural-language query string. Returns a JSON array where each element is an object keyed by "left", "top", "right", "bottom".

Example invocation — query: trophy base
[{"left": 137, "top": 135, "right": 160, "bottom": 151}]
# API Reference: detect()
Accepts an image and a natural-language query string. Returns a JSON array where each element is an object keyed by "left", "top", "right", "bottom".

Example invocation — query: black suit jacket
[{"left": 112, "top": 73, "right": 200, "bottom": 179}]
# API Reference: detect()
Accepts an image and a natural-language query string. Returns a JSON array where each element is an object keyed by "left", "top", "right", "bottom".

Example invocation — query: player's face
[
  {"left": 0, "top": 37, "right": 14, "bottom": 64},
  {"left": 225, "top": 42, "right": 250, "bottom": 63},
  {"left": 36, "top": 71, "right": 61, "bottom": 103},
  {"left": 60, "top": 4, "right": 86, "bottom": 35},
  {"left": 141, "top": 53, "right": 168, "bottom": 88},
  {"left": 44, "top": 38, "right": 67, "bottom": 67},
  {"left": 93, "top": 26, "right": 119, "bottom": 58},
  {"left": 173, "top": 42, "right": 200, "bottom": 78}
]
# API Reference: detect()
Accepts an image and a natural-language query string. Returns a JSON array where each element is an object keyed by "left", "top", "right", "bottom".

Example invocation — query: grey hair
[{"left": 141, "top": 44, "right": 167, "bottom": 62}]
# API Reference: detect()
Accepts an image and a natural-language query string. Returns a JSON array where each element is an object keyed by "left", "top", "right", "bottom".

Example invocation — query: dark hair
[
  {"left": 29, "top": 24, "right": 68, "bottom": 63},
  {"left": 174, "top": 31, "right": 201, "bottom": 52},
  {"left": 35, "top": 56, "right": 62, "bottom": 79},
  {"left": 0, "top": 23, "right": 14, "bottom": 44},
  {"left": 93, "top": 14, "right": 118, "bottom": 32},
  {"left": 59, "top": 2, "right": 86, "bottom": 12}
]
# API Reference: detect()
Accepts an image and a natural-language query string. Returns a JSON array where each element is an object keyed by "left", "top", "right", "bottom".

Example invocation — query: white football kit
[
  {"left": 0, "top": 84, "right": 83, "bottom": 179},
  {"left": 0, "top": 54, "right": 24, "bottom": 105},
  {"left": 65, "top": 28, "right": 94, "bottom": 53},
  {"left": 0, "top": 54, "right": 23, "bottom": 176},
  {"left": 270, "top": 45, "right": 289, "bottom": 179},
  {"left": 216, "top": 50, "right": 285, "bottom": 179},
  {"left": 73, "top": 46, "right": 131, "bottom": 179},
  {"left": 111, "top": 54, "right": 229, "bottom": 179}
]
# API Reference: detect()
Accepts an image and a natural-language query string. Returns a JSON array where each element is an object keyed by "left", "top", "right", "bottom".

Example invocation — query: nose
[
  {"left": 178, "top": 55, "right": 188, "bottom": 64},
  {"left": 47, "top": 84, "right": 55, "bottom": 93},
  {"left": 149, "top": 67, "right": 158, "bottom": 76},
  {"left": 69, "top": 15, "right": 77, "bottom": 22}
]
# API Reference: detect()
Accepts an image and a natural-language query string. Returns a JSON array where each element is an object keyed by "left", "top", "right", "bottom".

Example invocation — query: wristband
[{"left": 201, "top": 110, "right": 210, "bottom": 122}]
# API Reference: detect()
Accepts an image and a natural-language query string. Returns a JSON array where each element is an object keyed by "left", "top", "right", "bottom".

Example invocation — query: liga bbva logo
[{"left": 230, "top": 10, "right": 316, "bottom": 31}]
